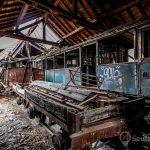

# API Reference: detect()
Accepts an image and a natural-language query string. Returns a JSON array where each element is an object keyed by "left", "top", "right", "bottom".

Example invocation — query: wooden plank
[
  {"left": 0, "top": 0, "right": 5, "bottom": 8},
  {"left": 3, "top": 31, "right": 59, "bottom": 46},
  {"left": 16, "top": 4, "right": 29, "bottom": 28},
  {"left": 63, "top": 26, "right": 84, "bottom": 39}
]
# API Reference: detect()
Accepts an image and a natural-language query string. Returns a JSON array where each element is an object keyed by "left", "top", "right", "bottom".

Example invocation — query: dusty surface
[{"left": 0, "top": 96, "right": 53, "bottom": 150}]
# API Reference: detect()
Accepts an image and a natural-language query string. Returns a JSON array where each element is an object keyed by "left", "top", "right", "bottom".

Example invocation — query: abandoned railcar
[{"left": 1, "top": 0, "right": 150, "bottom": 150}]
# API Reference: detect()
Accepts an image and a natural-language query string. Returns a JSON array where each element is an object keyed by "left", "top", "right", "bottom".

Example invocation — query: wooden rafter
[
  {"left": 63, "top": 26, "right": 84, "bottom": 39},
  {"left": 100, "top": 0, "right": 142, "bottom": 18},
  {"left": 11, "top": 24, "right": 39, "bottom": 58},
  {"left": 3, "top": 31, "right": 59, "bottom": 46},
  {"left": 0, "top": 0, "right": 5, "bottom": 8},
  {"left": 19, "top": 0, "right": 100, "bottom": 31},
  {"left": 18, "top": 18, "right": 43, "bottom": 31},
  {"left": 16, "top": 4, "right": 29, "bottom": 28},
  {"left": 72, "top": 0, "right": 77, "bottom": 15}
]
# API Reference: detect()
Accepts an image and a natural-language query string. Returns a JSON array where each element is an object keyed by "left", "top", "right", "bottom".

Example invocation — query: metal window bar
[{"left": 68, "top": 69, "right": 103, "bottom": 88}]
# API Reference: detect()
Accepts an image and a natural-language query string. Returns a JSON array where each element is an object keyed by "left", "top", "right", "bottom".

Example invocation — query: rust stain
[{"left": 70, "top": 117, "right": 125, "bottom": 150}]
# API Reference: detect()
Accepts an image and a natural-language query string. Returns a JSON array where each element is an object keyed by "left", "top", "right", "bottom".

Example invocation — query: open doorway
[{"left": 81, "top": 44, "right": 96, "bottom": 86}]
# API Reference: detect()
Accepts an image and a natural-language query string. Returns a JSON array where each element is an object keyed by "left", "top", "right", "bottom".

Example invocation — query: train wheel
[
  {"left": 17, "top": 97, "right": 23, "bottom": 105},
  {"left": 39, "top": 112, "right": 46, "bottom": 123},
  {"left": 52, "top": 133, "right": 63, "bottom": 150},
  {"left": 27, "top": 107, "right": 35, "bottom": 119},
  {"left": 23, "top": 100, "right": 29, "bottom": 108}
]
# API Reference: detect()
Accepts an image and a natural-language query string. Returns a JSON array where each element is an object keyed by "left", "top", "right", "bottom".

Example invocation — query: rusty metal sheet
[
  {"left": 96, "top": 63, "right": 137, "bottom": 95},
  {"left": 7, "top": 67, "right": 30, "bottom": 84},
  {"left": 6, "top": 67, "right": 44, "bottom": 85},
  {"left": 33, "top": 68, "right": 44, "bottom": 80},
  {"left": 70, "top": 117, "right": 125, "bottom": 150}
]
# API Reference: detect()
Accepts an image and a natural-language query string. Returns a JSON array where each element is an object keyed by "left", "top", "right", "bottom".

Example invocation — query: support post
[
  {"left": 43, "top": 19, "right": 46, "bottom": 40},
  {"left": 64, "top": 52, "right": 66, "bottom": 68},
  {"left": 134, "top": 28, "right": 142, "bottom": 95},
  {"left": 53, "top": 56, "right": 55, "bottom": 69},
  {"left": 79, "top": 47, "right": 82, "bottom": 67},
  {"left": 45, "top": 57, "right": 48, "bottom": 70},
  {"left": 96, "top": 41, "right": 99, "bottom": 67}
]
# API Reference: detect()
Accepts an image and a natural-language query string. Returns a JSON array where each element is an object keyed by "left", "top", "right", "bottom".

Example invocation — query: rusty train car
[{"left": 2, "top": 17, "right": 150, "bottom": 150}]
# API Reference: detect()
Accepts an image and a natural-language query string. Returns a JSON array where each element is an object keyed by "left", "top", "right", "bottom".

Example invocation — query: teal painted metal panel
[
  {"left": 140, "top": 62, "right": 150, "bottom": 97},
  {"left": 96, "top": 63, "right": 137, "bottom": 95},
  {"left": 45, "top": 70, "right": 55, "bottom": 82},
  {"left": 54, "top": 69, "right": 65, "bottom": 83}
]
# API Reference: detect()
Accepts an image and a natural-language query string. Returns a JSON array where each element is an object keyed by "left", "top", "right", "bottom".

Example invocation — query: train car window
[
  {"left": 143, "top": 28, "right": 150, "bottom": 58},
  {"left": 66, "top": 49, "right": 79, "bottom": 68},
  {"left": 99, "top": 44, "right": 127, "bottom": 64},
  {"left": 55, "top": 54, "right": 64, "bottom": 69},
  {"left": 47, "top": 58, "right": 53, "bottom": 70}
]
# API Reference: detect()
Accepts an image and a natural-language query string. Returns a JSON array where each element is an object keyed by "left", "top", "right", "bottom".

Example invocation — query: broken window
[
  {"left": 66, "top": 49, "right": 79, "bottom": 68},
  {"left": 99, "top": 44, "right": 127, "bottom": 64}
]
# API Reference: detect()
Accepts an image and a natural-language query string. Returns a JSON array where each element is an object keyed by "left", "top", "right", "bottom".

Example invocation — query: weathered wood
[
  {"left": 3, "top": 31, "right": 59, "bottom": 46},
  {"left": 63, "top": 26, "right": 84, "bottom": 39},
  {"left": 0, "top": 0, "right": 5, "bottom": 8},
  {"left": 79, "top": 94, "right": 98, "bottom": 106},
  {"left": 19, "top": 19, "right": 43, "bottom": 31},
  {"left": 19, "top": 0, "right": 100, "bottom": 31},
  {"left": 16, "top": 4, "right": 29, "bottom": 28}
]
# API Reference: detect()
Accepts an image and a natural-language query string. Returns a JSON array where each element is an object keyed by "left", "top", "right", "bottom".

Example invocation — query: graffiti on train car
[
  {"left": 140, "top": 62, "right": 150, "bottom": 97},
  {"left": 96, "top": 63, "right": 137, "bottom": 95},
  {"left": 65, "top": 67, "right": 81, "bottom": 85}
]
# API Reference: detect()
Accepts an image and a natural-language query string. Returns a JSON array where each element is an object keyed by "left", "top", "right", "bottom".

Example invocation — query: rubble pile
[{"left": 0, "top": 97, "right": 53, "bottom": 150}]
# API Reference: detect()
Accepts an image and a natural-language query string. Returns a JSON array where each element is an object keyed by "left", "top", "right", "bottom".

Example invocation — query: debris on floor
[{"left": 0, "top": 96, "right": 53, "bottom": 150}]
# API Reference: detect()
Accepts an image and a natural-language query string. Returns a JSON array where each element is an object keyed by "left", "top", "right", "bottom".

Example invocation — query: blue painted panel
[
  {"left": 140, "top": 62, "right": 150, "bottom": 97},
  {"left": 54, "top": 69, "right": 65, "bottom": 83},
  {"left": 45, "top": 70, "right": 55, "bottom": 82},
  {"left": 65, "top": 67, "right": 81, "bottom": 85},
  {"left": 96, "top": 63, "right": 137, "bottom": 95}
]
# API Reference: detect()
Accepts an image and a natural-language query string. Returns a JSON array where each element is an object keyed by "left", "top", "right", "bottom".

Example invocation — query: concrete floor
[{"left": 0, "top": 96, "right": 53, "bottom": 150}]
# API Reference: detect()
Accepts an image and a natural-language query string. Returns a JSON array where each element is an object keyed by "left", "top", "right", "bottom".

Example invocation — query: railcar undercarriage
[{"left": 12, "top": 81, "right": 148, "bottom": 150}]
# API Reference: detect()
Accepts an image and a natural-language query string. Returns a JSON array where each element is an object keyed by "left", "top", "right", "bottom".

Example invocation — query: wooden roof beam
[
  {"left": 3, "top": 31, "right": 59, "bottom": 46},
  {"left": 63, "top": 26, "right": 84, "bottom": 39},
  {"left": 16, "top": 4, "right": 29, "bottom": 29},
  {"left": 0, "top": 0, "right": 5, "bottom": 8},
  {"left": 19, "top": 0, "right": 100, "bottom": 31},
  {"left": 11, "top": 24, "right": 38, "bottom": 58},
  {"left": 18, "top": 18, "right": 43, "bottom": 31},
  {"left": 72, "top": 0, "right": 77, "bottom": 15},
  {"left": 100, "top": 0, "right": 142, "bottom": 18}
]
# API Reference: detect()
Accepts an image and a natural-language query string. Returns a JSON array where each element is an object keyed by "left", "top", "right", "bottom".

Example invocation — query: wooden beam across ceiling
[
  {"left": 19, "top": 0, "right": 100, "bottom": 31},
  {"left": 16, "top": 4, "right": 29, "bottom": 29},
  {"left": 63, "top": 26, "right": 84, "bottom": 39},
  {"left": 11, "top": 24, "right": 38, "bottom": 58},
  {"left": 0, "top": 0, "right": 5, "bottom": 8},
  {"left": 3, "top": 31, "right": 59, "bottom": 46},
  {"left": 100, "top": 0, "right": 142, "bottom": 18},
  {"left": 18, "top": 18, "right": 43, "bottom": 31}
]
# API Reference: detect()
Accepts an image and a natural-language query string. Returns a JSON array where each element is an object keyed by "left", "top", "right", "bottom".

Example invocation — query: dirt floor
[{"left": 0, "top": 96, "right": 53, "bottom": 150}]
